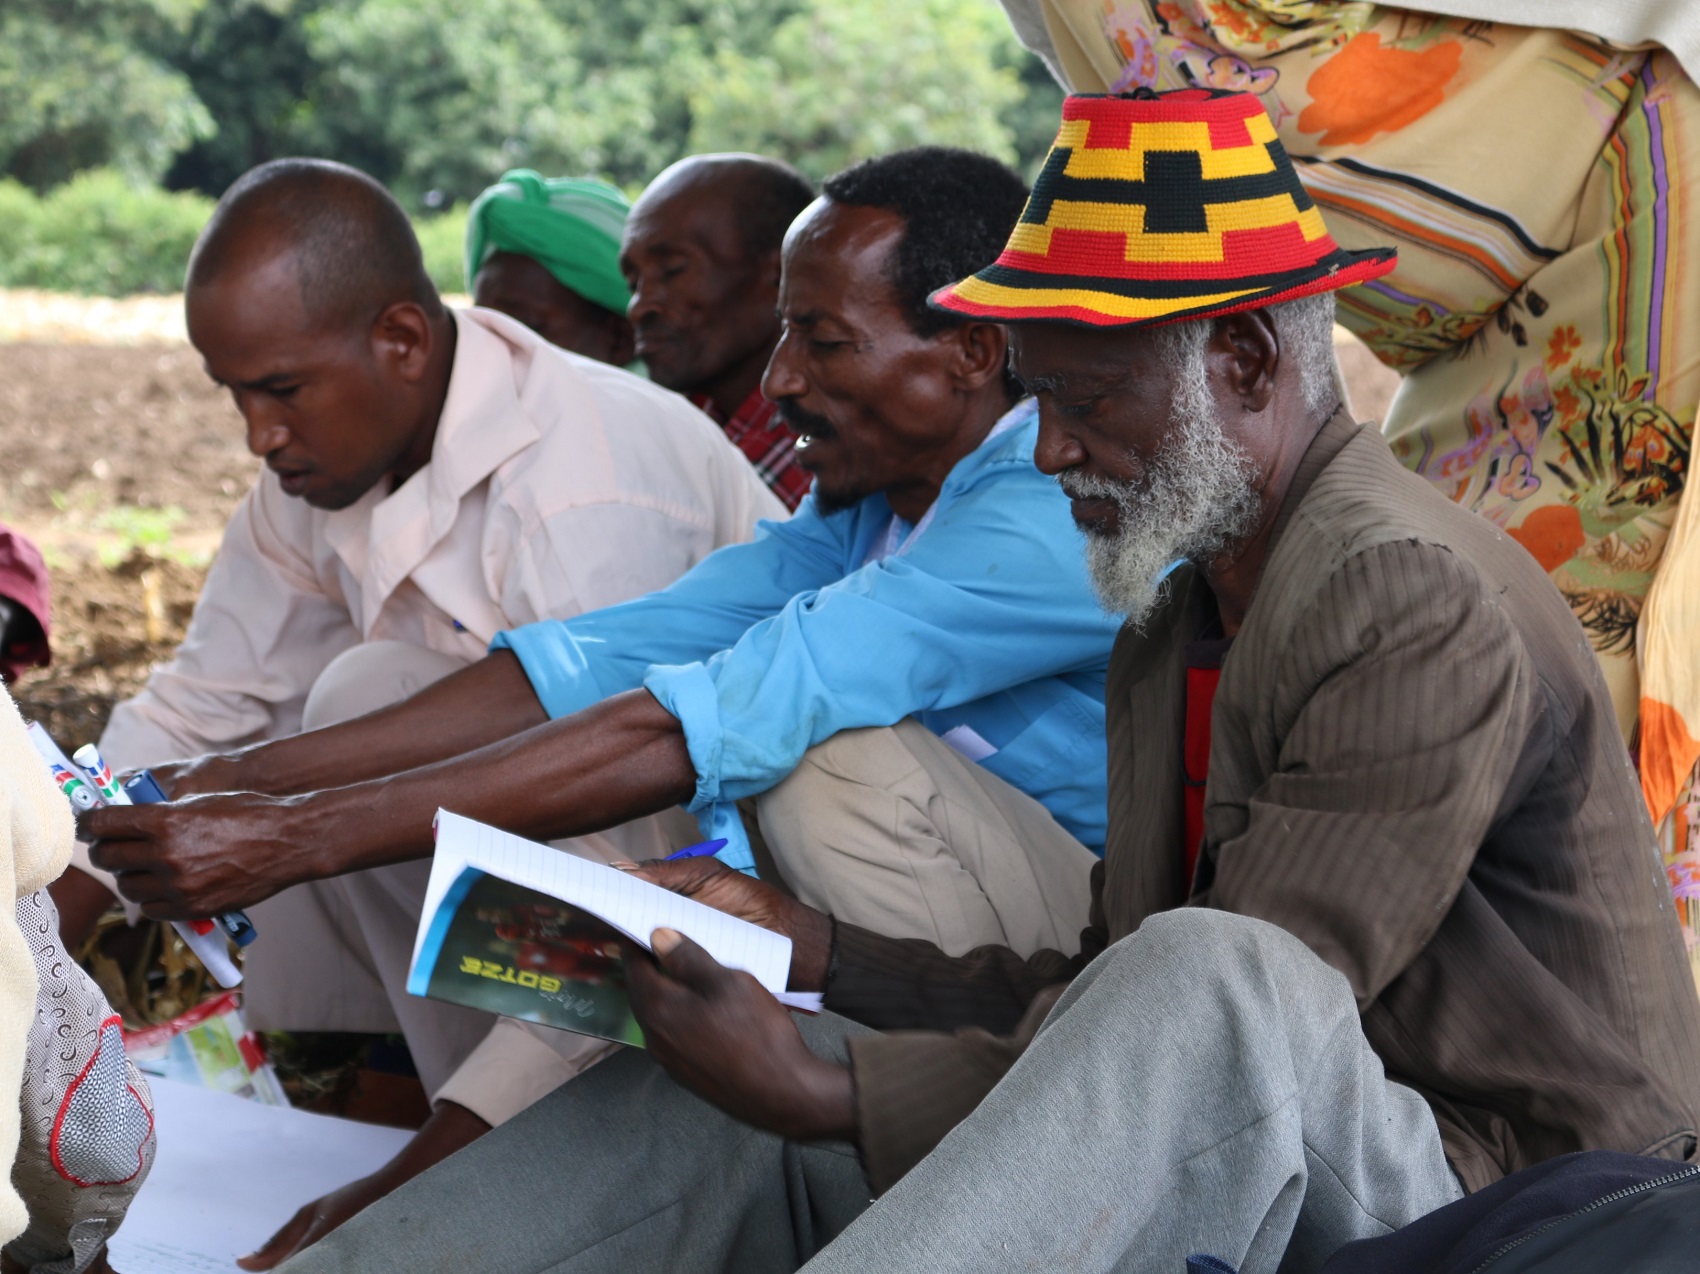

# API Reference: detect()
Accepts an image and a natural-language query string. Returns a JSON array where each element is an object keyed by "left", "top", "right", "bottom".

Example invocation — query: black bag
[{"left": 1188, "top": 1152, "right": 1700, "bottom": 1273}]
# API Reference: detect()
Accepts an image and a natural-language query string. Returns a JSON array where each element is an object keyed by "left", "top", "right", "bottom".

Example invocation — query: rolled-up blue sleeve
[
  {"left": 498, "top": 409, "right": 1120, "bottom": 871},
  {"left": 492, "top": 497, "right": 856, "bottom": 718}
]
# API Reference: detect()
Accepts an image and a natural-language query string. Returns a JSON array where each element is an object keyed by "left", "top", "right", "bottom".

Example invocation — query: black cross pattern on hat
[{"left": 1021, "top": 142, "right": 1315, "bottom": 235}]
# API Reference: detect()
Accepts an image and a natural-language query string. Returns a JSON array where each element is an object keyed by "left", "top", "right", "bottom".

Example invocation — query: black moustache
[{"left": 777, "top": 401, "right": 837, "bottom": 439}]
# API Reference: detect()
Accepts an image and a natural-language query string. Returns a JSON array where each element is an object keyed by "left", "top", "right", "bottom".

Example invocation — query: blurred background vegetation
[{"left": 1, "top": 0, "right": 1063, "bottom": 295}]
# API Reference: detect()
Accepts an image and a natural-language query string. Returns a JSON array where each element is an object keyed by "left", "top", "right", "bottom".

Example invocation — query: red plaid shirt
[{"left": 692, "top": 389, "right": 812, "bottom": 512}]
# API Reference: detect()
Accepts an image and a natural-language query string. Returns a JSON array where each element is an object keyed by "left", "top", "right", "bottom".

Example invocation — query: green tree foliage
[
  {"left": 0, "top": 0, "right": 1063, "bottom": 294},
  {"left": 3, "top": 0, "right": 1060, "bottom": 206},
  {"left": 161, "top": 0, "right": 324, "bottom": 195},
  {"left": 0, "top": 0, "right": 213, "bottom": 190},
  {"left": 530, "top": 0, "right": 817, "bottom": 189},
  {"left": 687, "top": 0, "right": 1027, "bottom": 176},
  {"left": 304, "top": 0, "right": 586, "bottom": 206},
  {"left": 414, "top": 207, "right": 472, "bottom": 295},
  {"left": 0, "top": 171, "right": 213, "bottom": 294},
  {"left": 0, "top": 172, "right": 466, "bottom": 296},
  {"left": 299, "top": 0, "right": 1050, "bottom": 203}
]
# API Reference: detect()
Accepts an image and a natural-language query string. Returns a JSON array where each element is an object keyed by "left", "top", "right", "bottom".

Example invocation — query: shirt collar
[
  {"left": 864, "top": 399, "right": 1038, "bottom": 561},
  {"left": 691, "top": 386, "right": 772, "bottom": 430},
  {"left": 322, "top": 308, "right": 542, "bottom": 618},
  {"left": 419, "top": 308, "right": 544, "bottom": 510}
]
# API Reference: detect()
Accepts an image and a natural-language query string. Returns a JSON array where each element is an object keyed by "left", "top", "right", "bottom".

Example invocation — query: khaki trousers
[
  {"left": 755, "top": 719, "right": 1097, "bottom": 958},
  {"left": 249, "top": 647, "right": 1095, "bottom": 1120}
]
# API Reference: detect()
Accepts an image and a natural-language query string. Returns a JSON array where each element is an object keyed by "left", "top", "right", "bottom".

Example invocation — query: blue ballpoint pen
[{"left": 663, "top": 838, "right": 728, "bottom": 862}]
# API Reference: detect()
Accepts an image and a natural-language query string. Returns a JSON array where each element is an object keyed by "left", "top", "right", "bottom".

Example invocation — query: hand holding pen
[
  {"left": 663, "top": 838, "right": 727, "bottom": 862},
  {"left": 614, "top": 839, "right": 835, "bottom": 992}
]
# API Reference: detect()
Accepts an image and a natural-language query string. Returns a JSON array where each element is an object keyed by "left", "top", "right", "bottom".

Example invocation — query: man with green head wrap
[{"left": 466, "top": 170, "right": 636, "bottom": 365}]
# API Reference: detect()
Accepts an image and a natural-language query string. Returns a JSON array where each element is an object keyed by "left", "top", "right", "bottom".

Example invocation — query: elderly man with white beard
[{"left": 274, "top": 89, "right": 1700, "bottom": 1274}]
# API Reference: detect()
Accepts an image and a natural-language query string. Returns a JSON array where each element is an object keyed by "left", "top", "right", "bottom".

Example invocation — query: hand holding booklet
[{"left": 408, "top": 811, "right": 822, "bottom": 1045}]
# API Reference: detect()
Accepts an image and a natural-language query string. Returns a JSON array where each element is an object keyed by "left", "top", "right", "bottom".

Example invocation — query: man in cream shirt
[{"left": 52, "top": 158, "right": 781, "bottom": 1254}]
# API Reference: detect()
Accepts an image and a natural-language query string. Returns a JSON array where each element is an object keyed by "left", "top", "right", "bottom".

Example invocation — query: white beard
[{"left": 1058, "top": 365, "right": 1262, "bottom": 626}]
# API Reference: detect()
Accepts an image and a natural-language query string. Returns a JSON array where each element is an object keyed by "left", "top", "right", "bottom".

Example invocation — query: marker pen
[
  {"left": 111, "top": 763, "right": 258, "bottom": 949},
  {"left": 26, "top": 724, "right": 101, "bottom": 813},
  {"left": 68, "top": 742, "right": 247, "bottom": 988}
]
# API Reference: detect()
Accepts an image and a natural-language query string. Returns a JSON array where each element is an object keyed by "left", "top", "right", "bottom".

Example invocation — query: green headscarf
[{"left": 464, "top": 170, "right": 633, "bottom": 316}]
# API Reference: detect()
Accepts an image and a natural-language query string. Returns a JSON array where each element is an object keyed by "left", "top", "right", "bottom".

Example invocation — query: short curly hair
[{"left": 821, "top": 147, "right": 1029, "bottom": 340}]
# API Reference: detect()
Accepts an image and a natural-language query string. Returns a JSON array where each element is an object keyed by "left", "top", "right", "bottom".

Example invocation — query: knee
[
  {"left": 1096, "top": 908, "right": 1320, "bottom": 992},
  {"left": 303, "top": 641, "right": 469, "bottom": 732},
  {"left": 1104, "top": 908, "right": 1244, "bottom": 970},
  {"left": 756, "top": 725, "right": 906, "bottom": 837}
]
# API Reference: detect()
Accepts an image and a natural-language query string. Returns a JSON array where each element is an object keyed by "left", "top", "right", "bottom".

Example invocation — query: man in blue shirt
[{"left": 83, "top": 146, "right": 1122, "bottom": 1267}]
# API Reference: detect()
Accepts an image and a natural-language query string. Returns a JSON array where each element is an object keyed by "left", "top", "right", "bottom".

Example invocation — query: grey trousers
[
  {"left": 803, "top": 910, "right": 1462, "bottom": 1273},
  {"left": 278, "top": 910, "right": 1460, "bottom": 1274},
  {"left": 277, "top": 1012, "right": 877, "bottom": 1274}
]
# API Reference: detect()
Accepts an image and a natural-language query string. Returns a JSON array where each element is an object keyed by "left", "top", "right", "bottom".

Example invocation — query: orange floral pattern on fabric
[
  {"left": 1546, "top": 324, "right": 1583, "bottom": 369},
  {"left": 1644, "top": 699, "right": 1700, "bottom": 830},
  {"left": 1297, "top": 32, "right": 1462, "bottom": 145},
  {"left": 1507, "top": 504, "right": 1587, "bottom": 574}
]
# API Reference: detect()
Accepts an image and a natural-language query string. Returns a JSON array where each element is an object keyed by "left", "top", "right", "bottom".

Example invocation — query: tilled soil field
[{"left": 0, "top": 340, "right": 254, "bottom": 740}]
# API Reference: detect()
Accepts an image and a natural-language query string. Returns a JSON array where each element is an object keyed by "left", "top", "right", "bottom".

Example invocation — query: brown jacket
[{"left": 830, "top": 414, "right": 1700, "bottom": 1193}]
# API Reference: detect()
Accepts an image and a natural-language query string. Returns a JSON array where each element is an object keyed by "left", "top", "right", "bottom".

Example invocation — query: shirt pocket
[{"left": 977, "top": 693, "right": 1109, "bottom": 854}]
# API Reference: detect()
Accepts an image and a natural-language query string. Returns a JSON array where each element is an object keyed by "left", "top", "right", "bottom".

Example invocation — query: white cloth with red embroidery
[
  {"left": 5, "top": 889, "right": 154, "bottom": 1274},
  {"left": 0, "top": 684, "right": 151, "bottom": 1270}
]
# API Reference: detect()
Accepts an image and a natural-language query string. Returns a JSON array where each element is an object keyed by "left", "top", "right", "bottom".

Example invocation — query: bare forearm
[
  {"left": 299, "top": 688, "right": 697, "bottom": 878},
  {"left": 381, "top": 1101, "right": 489, "bottom": 1184},
  {"left": 192, "top": 652, "right": 547, "bottom": 797},
  {"left": 775, "top": 1055, "right": 857, "bottom": 1143}
]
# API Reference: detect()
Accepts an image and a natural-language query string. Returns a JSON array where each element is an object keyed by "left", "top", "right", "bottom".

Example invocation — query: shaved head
[
  {"left": 621, "top": 153, "right": 813, "bottom": 410},
  {"left": 635, "top": 154, "right": 814, "bottom": 259},
  {"left": 186, "top": 159, "right": 457, "bottom": 511},
  {"left": 188, "top": 158, "right": 441, "bottom": 332}
]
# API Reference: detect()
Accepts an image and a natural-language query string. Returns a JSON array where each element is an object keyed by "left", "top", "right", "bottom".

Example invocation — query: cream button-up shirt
[
  {"left": 101, "top": 306, "right": 784, "bottom": 768},
  {"left": 90, "top": 308, "right": 784, "bottom": 1126}
]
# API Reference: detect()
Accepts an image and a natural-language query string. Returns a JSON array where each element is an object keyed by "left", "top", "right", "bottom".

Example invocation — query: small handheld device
[{"left": 121, "top": 770, "right": 258, "bottom": 948}]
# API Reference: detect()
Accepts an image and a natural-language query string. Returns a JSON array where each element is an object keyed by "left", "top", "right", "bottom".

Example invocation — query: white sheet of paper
[
  {"left": 416, "top": 810, "right": 794, "bottom": 993},
  {"left": 108, "top": 1079, "right": 412, "bottom": 1273},
  {"left": 939, "top": 724, "right": 998, "bottom": 763}
]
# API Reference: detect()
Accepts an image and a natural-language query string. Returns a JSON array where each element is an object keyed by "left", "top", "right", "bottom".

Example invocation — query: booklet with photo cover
[{"left": 408, "top": 811, "right": 815, "bottom": 1046}]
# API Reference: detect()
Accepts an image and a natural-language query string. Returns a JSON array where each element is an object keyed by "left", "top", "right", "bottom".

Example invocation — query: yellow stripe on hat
[
  {"left": 1006, "top": 222, "right": 1054, "bottom": 256},
  {"left": 1032, "top": 195, "right": 1330, "bottom": 264},
  {"left": 1054, "top": 118, "right": 1091, "bottom": 150},
  {"left": 1197, "top": 195, "right": 1331, "bottom": 238},
  {"left": 949, "top": 275, "right": 1262, "bottom": 320},
  {"left": 1063, "top": 113, "right": 1279, "bottom": 182},
  {"left": 1294, "top": 205, "right": 1331, "bottom": 241}
]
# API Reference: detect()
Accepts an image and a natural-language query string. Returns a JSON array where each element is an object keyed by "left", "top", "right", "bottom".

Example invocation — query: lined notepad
[{"left": 412, "top": 811, "right": 800, "bottom": 1000}]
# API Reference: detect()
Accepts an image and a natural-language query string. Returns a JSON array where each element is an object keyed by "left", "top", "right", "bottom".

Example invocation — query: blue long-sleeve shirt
[{"left": 492, "top": 402, "right": 1123, "bottom": 870}]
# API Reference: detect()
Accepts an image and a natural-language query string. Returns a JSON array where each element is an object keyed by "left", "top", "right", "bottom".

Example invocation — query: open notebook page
[{"left": 418, "top": 810, "right": 795, "bottom": 994}]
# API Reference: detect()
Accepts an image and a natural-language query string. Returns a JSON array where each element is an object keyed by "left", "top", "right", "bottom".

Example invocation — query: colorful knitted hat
[{"left": 930, "top": 88, "right": 1394, "bottom": 329}]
